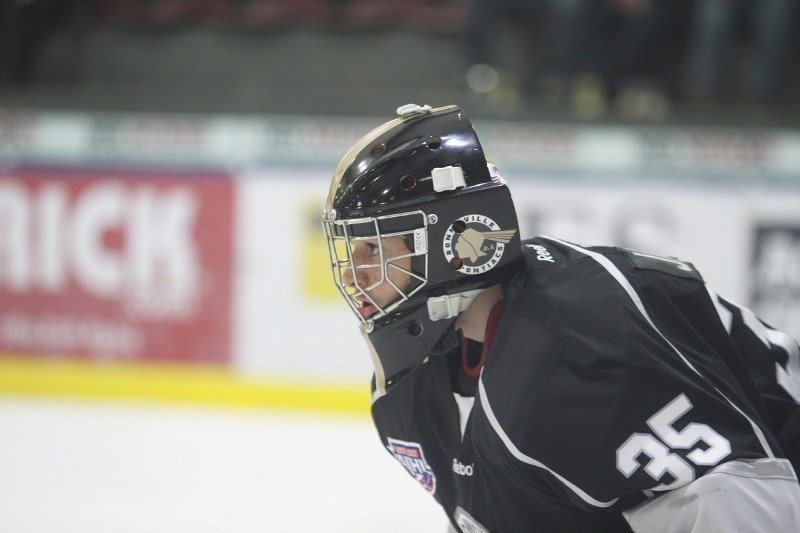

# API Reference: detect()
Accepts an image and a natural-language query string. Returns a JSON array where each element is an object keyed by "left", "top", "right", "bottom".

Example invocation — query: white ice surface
[{"left": 0, "top": 396, "right": 450, "bottom": 533}]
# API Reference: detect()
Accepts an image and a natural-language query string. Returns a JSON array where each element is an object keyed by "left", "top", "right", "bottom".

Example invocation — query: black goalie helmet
[{"left": 322, "top": 104, "right": 522, "bottom": 394}]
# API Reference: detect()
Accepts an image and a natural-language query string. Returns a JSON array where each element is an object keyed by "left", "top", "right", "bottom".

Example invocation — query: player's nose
[{"left": 342, "top": 265, "right": 369, "bottom": 288}]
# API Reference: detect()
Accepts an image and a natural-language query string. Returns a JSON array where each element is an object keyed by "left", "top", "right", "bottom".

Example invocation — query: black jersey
[{"left": 370, "top": 236, "right": 800, "bottom": 532}]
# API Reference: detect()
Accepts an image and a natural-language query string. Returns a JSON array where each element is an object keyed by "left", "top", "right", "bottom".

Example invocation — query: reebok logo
[
  {"left": 452, "top": 459, "right": 474, "bottom": 477},
  {"left": 526, "top": 244, "right": 554, "bottom": 263}
]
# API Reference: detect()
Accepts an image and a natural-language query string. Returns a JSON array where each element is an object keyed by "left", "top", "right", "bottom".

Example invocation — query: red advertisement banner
[{"left": 0, "top": 169, "right": 233, "bottom": 363}]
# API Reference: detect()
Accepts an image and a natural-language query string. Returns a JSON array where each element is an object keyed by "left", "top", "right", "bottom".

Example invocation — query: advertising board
[{"left": 0, "top": 169, "right": 233, "bottom": 363}]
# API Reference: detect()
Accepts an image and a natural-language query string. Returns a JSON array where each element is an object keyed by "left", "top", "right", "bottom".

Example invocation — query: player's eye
[{"left": 364, "top": 242, "right": 379, "bottom": 255}]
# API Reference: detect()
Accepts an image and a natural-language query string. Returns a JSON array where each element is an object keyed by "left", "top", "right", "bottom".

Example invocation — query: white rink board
[
  {"left": 3, "top": 112, "right": 800, "bottom": 381},
  {"left": 512, "top": 180, "right": 746, "bottom": 300},
  {"left": 509, "top": 177, "right": 800, "bottom": 340},
  {"left": 234, "top": 169, "right": 371, "bottom": 381},
  {"left": 234, "top": 170, "right": 800, "bottom": 380}
]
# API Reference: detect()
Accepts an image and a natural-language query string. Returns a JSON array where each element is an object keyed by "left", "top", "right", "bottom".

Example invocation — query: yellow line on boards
[{"left": 0, "top": 355, "right": 370, "bottom": 417}]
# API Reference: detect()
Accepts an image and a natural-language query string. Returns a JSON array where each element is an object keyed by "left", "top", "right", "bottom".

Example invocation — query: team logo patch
[
  {"left": 443, "top": 214, "right": 517, "bottom": 275},
  {"left": 386, "top": 438, "right": 436, "bottom": 494}
]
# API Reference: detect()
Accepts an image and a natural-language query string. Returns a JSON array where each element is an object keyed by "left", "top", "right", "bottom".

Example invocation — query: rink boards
[{"left": 1, "top": 111, "right": 799, "bottom": 413}]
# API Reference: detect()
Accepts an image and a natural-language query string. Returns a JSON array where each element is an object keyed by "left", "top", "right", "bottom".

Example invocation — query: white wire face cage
[{"left": 323, "top": 210, "right": 429, "bottom": 324}]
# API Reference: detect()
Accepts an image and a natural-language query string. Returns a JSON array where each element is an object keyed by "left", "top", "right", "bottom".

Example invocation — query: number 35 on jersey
[{"left": 616, "top": 394, "right": 731, "bottom": 491}]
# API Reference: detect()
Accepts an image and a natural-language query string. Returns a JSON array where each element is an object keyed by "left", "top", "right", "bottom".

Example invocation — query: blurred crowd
[
  {"left": 465, "top": 0, "right": 799, "bottom": 120},
  {"left": 1, "top": 0, "right": 798, "bottom": 121}
]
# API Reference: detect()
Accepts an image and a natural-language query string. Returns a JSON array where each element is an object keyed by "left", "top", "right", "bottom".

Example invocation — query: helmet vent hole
[
  {"left": 370, "top": 143, "right": 386, "bottom": 156},
  {"left": 407, "top": 322, "right": 423, "bottom": 337},
  {"left": 400, "top": 175, "right": 416, "bottom": 191},
  {"left": 452, "top": 220, "right": 466, "bottom": 233},
  {"left": 449, "top": 257, "right": 463, "bottom": 270},
  {"left": 426, "top": 137, "right": 442, "bottom": 149}
]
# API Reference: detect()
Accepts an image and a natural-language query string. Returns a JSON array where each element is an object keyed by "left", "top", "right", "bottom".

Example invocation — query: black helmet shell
[{"left": 324, "top": 105, "right": 522, "bottom": 392}]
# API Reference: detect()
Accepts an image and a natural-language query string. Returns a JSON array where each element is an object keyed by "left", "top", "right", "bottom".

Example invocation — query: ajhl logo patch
[
  {"left": 443, "top": 214, "right": 517, "bottom": 275},
  {"left": 386, "top": 438, "right": 436, "bottom": 494}
]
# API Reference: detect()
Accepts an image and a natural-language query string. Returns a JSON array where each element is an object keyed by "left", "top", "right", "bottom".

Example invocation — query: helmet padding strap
[
  {"left": 427, "top": 289, "right": 485, "bottom": 321},
  {"left": 432, "top": 166, "right": 466, "bottom": 192}
]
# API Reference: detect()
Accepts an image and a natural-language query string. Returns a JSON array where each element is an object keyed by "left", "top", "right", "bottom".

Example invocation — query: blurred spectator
[
  {"left": 607, "top": 0, "right": 692, "bottom": 120},
  {"left": 462, "top": 0, "right": 553, "bottom": 101},
  {"left": 464, "top": 0, "right": 691, "bottom": 120},
  {"left": 342, "top": 0, "right": 466, "bottom": 33},
  {"left": 683, "top": 0, "right": 798, "bottom": 104},
  {"left": 0, "top": 0, "right": 79, "bottom": 83},
  {"left": 464, "top": 0, "right": 541, "bottom": 72}
]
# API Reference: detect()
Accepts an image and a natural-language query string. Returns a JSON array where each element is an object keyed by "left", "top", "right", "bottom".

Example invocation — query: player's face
[{"left": 341, "top": 236, "right": 412, "bottom": 318}]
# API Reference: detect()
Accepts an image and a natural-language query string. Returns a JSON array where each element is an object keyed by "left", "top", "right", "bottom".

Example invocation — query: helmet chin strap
[
  {"left": 366, "top": 289, "right": 485, "bottom": 403},
  {"left": 426, "top": 289, "right": 485, "bottom": 321}
]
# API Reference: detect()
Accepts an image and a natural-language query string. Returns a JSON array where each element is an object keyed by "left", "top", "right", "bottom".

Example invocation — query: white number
[
  {"left": 616, "top": 394, "right": 731, "bottom": 491},
  {"left": 617, "top": 433, "right": 694, "bottom": 491}
]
